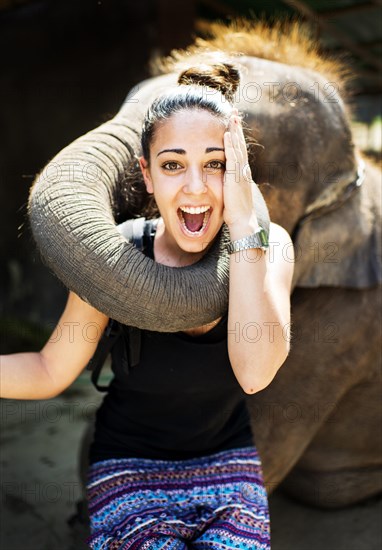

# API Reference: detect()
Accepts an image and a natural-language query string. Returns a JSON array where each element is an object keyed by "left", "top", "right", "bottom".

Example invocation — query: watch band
[{"left": 226, "top": 227, "right": 269, "bottom": 254}]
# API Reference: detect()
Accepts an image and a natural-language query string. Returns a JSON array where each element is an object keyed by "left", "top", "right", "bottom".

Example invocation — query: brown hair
[
  {"left": 177, "top": 62, "right": 240, "bottom": 102},
  {"left": 140, "top": 62, "right": 240, "bottom": 161}
]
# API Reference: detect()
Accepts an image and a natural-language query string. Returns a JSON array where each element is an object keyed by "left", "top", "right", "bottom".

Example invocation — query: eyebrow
[{"left": 157, "top": 147, "right": 225, "bottom": 157}]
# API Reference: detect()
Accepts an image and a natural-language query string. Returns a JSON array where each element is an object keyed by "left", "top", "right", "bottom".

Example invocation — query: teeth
[{"left": 180, "top": 205, "right": 210, "bottom": 215}]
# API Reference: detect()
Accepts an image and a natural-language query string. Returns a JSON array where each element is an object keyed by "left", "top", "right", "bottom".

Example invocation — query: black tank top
[{"left": 89, "top": 222, "right": 254, "bottom": 463}]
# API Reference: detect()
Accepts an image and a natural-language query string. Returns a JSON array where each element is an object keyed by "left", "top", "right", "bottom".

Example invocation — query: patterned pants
[{"left": 86, "top": 446, "right": 270, "bottom": 549}]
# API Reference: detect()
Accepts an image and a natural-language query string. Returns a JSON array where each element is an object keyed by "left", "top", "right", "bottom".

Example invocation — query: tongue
[{"left": 183, "top": 212, "right": 204, "bottom": 232}]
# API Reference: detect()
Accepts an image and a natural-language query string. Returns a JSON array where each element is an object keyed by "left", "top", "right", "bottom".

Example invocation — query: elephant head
[
  {"left": 233, "top": 56, "right": 380, "bottom": 290},
  {"left": 28, "top": 20, "right": 381, "bottom": 332}
]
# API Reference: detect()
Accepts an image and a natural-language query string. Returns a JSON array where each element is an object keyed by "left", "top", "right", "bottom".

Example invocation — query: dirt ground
[{"left": 1, "top": 371, "right": 381, "bottom": 550}]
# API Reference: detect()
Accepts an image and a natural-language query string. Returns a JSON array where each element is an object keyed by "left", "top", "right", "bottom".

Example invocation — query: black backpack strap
[
  {"left": 86, "top": 217, "right": 154, "bottom": 391},
  {"left": 124, "top": 326, "right": 141, "bottom": 368}
]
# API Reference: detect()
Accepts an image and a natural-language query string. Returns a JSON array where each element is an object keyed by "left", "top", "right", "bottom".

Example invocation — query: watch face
[{"left": 258, "top": 228, "right": 269, "bottom": 248}]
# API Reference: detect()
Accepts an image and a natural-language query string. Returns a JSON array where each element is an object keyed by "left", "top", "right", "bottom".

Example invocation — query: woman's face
[{"left": 139, "top": 109, "right": 227, "bottom": 256}]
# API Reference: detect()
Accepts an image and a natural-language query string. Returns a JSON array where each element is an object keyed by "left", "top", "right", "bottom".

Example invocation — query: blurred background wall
[{"left": 1, "top": 0, "right": 381, "bottom": 352}]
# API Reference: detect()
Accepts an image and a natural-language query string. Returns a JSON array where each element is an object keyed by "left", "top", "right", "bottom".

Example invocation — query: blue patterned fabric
[{"left": 86, "top": 446, "right": 270, "bottom": 549}]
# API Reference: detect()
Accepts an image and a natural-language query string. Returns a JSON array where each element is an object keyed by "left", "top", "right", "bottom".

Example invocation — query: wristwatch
[{"left": 226, "top": 227, "right": 269, "bottom": 254}]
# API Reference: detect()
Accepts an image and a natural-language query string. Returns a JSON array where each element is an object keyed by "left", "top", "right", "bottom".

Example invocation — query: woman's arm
[
  {"left": 0, "top": 291, "right": 109, "bottom": 400},
  {"left": 227, "top": 222, "right": 293, "bottom": 394},
  {"left": 223, "top": 111, "right": 294, "bottom": 394}
]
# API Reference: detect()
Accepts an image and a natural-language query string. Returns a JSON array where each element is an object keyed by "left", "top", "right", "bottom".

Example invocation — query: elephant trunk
[{"left": 28, "top": 117, "right": 233, "bottom": 331}]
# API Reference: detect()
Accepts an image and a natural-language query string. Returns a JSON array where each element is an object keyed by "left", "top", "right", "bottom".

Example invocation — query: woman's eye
[
  {"left": 205, "top": 160, "right": 226, "bottom": 171},
  {"left": 162, "top": 161, "right": 182, "bottom": 171}
]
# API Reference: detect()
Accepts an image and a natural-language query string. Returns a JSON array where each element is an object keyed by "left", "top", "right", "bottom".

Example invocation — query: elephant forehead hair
[{"left": 154, "top": 19, "right": 350, "bottom": 96}]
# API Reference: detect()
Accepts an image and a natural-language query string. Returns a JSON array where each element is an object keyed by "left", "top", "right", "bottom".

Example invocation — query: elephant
[{"left": 28, "top": 20, "right": 381, "bottom": 508}]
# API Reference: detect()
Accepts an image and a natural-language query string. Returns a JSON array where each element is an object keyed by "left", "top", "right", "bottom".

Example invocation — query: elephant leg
[
  {"left": 280, "top": 376, "right": 382, "bottom": 508},
  {"left": 247, "top": 286, "right": 381, "bottom": 507}
]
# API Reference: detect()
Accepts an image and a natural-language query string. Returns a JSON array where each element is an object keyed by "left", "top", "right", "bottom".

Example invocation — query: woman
[{"left": 1, "top": 63, "right": 293, "bottom": 549}]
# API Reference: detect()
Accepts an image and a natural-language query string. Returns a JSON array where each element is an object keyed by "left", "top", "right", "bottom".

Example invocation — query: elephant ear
[{"left": 292, "top": 160, "right": 382, "bottom": 289}]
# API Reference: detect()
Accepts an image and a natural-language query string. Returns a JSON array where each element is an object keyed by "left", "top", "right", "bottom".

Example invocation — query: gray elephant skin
[{"left": 28, "top": 21, "right": 381, "bottom": 508}]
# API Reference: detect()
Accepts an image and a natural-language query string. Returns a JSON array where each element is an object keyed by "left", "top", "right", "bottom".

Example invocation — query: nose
[{"left": 183, "top": 167, "right": 207, "bottom": 195}]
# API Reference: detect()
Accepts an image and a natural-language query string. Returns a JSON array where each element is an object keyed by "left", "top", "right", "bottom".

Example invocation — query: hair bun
[{"left": 177, "top": 62, "right": 240, "bottom": 102}]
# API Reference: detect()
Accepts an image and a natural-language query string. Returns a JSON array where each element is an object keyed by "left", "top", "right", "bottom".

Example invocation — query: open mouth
[{"left": 178, "top": 205, "right": 211, "bottom": 236}]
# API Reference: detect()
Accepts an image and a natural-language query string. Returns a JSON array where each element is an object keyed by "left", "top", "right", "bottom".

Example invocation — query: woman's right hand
[{"left": 223, "top": 110, "right": 260, "bottom": 240}]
